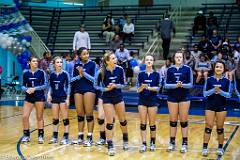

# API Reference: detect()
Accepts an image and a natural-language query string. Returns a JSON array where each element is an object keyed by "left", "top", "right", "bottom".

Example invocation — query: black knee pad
[
  {"left": 120, "top": 120, "right": 127, "bottom": 126},
  {"left": 106, "top": 123, "right": 114, "bottom": 130},
  {"left": 140, "top": 123, "right": 146, "bottom": 131},
  {"left": 86, "top": 115, "right": 94, "bottom": 122},
  {"left": 150, "top": 125, "right": 156, "bottom": 131},
  {"left": 63, "top": 119, "right": 69, "bottom": 126},
  {"left": 52, "top": 119, "right": 59, "bottom": 125},
  {"left": 217, "top": 128, "right": 224, "bottom": 135},
  {"left": 98, "top": 118, "right": 105, "bottom": 125},
  {"left": 78, "top": 116, "right": 85, "bottom": 122},
  {"left": 180, "top": 121, "right": 188, "bottom": 128},
  {"left": 170, "top": 121, "right": 177, "bottom": 127},
  {"left": 205, "top": 127, "right": 212, "bottom": 134}
]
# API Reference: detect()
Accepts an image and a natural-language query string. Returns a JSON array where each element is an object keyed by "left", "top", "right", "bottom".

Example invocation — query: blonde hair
[{"left": 100, "top": 51, "right": 115, "bottom": 80}]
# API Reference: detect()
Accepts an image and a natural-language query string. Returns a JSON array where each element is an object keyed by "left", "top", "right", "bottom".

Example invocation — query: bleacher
[
  {"left": 187, "top": 2, "right": 240, "bottom": 46},
  {"left": 20, "top": 5, "right": 171, "bottom": 57}
]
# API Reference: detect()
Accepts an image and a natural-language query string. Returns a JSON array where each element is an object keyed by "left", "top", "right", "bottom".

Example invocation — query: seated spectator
[
  {"left": 159, "top": 57, "right": 172, "bottom": 81},
  {"left": 103, "top": 13, "right": 115, "bottom": 25},
  {"left": 198, "top": 35, "right": 212, "bottom": 58},
  {"left": 195, "top": 53, "right": 211, "bottom": 83},
  {"left": 207, "top": 11, "right": 218, "bottom": 36},
  {"left": 211, "top": 52, "right": 225, "bottom": 64},
  {"left": 184, "top": 50, "right": 195, "bottom": 69},
  {"left": 118, "top": 13, "right": 129, "bottom": 31},
  {"left": 192, "top": 10, "right": 206, "bottom": 37},
  {"left": 220, "top": 42, "right": 232, "bottom": 61},
  {"left": 109, "top": 34, "right": 122, "bottom": 52},
  {"left": 102, "top": 17, "right": 115, "bottom": 44},
  {"left": 39, "top": 51, "right": 52, "bottom": 75},
  {"left": 209, "top": 29, "right": 222, "bottom": 57},
  {"left": 191, "top": 44, "right": 202, "bottom": 61},
  {"left": 115, "top": 44, "right": 130, "bottom": 70},
  {"left": 122, "top": 18, "right": 134, "bottom": 43},
  {"left": 233, "top": 35, "right": 240, "bottom": 51},
  {"left": 225, "top": 57, "right": 235, "bottom": 81}
]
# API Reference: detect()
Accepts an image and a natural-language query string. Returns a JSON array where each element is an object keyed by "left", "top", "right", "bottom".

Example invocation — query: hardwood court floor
[{"left": 0, "top": 106, "right": 239, "bottom": 160}]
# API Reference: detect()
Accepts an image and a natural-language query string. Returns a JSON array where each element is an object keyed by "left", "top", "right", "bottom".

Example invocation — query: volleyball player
[
  {"left": 164, "top": 50, "right": 193, "bottom": 153},
  {"left": 71, "top": 48, "right": 96, "bottom": 147},
  {"left": 233, "top": 62, "right": 240, "bottom": 99},
  {"left": 137, "top": 54, "right": 161, "bottom": 152},
  {"left": 94, "top": 52, "right": 128, "bottom": 156},
  {"left": 21, "top": 56, "right": 48, "bottom": 144},
  {"left": 202, "top": 61, "right": 232, "bottom": 156},
  {"left": 47, "top": 56, "right": 71, "bottom": 145}
]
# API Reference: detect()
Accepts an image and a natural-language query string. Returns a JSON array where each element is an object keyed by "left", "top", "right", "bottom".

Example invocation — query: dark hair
[
  {"left": 28, "top": 56, "right": 38, "bottom": 69},
  {"left": 77, "top": 47, "right": 88, "bottom": 56},
  {"left": 43, "top": 51, "right": 49, "bottom": 57},
  {"left": 214, "top": 60, "right": 226, "bottom": 73}
]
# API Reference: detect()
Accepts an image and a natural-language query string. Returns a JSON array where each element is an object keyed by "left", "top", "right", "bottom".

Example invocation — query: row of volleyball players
[{"left": 20, "top": 47, "right": 239, "bottom": 156}]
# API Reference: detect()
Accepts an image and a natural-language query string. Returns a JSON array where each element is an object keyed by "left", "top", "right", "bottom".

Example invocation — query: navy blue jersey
[
  {"left": 164, "top": 64, "right": 193, "bottom": 99},
  {"left": 21, "top": 69, "right": 48, "bottom": 97},
  {"left": 203, "top": 75, "right": 231, "bottom": 107},
  {"left": 94, "top": 65, "right": 125, "bottom": 98},
  {"left": 233, "top": 70, "right": 240, "bottom": 99},
  {"left": 71, "top": 59, "right": 96, "bottom": 92},
  {"left": 137, "top": 71, "right": 161, "bottom": 100},
  {"left": 49, "top": 70, "right": 71, "bottom": 98}
]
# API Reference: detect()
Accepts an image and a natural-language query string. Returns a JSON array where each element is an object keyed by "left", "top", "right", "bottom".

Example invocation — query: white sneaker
[
  {"left": 108, "top": 147, "right": 116, "bottom": 156},
  {"left": 202, "top": 148, "right": 208, "bottom": 156},
  {"left": 49, "top": 137, "right": 58, "bottom": 144},
  {"left": 167, "top": 143, "right": 175, "bottom": 152},
  {"left": 180, "top": 144, "right": 188, "bottom": 153},
  {"left": 216, "top": 148, "right": 224, "bottom": 156},
  {"left": 71, "top": 135, "right": 84, "bottom": 145},
  {"left": 21, "top": 136, "right": 30, "bottom": 143},
  {"left": 123, "top": 142, "right": 129, "bottom": 151},
  {"left": 60, "top": 137, "right": 70, "bottom": 145},
  {"left": 38, "top": 136, "right": 44, "bottom": 144},
  {"left": 96, "top": 138, "right": 106, "bottom": 145},
  {"left": 150, "top": 143, "right": 155, "bottom": 152},
  {"left": 139, "top": 144, "right": 147, "bottom": 153},
  {"left": 83, "top": 138, "right": 93, "bottom": 147}
]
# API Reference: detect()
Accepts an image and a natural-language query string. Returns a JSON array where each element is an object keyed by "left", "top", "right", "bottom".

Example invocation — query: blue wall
[
  {"left": 0, "top": 0, "right": 14, "bottom": 5},
  {"left": 0, "top": 48, "right": 23, "bottom": 84}
]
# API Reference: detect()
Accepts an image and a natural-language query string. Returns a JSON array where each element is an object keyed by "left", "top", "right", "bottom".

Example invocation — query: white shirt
[
  {"left": 73, "top": 31, "right": 91, "bottom": 50},
  {"left": 115, "top": 49, "right": 130, "bottom": 62},
  {"left": 234, "top": 50, "right": 240, "bottom": 65},
  {"left": 123, "top": 23, "right": 134, "bottom": 34}
]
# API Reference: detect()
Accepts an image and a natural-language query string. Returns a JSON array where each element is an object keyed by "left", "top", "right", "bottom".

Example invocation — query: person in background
[
  {"left": 207, "top": 11, "right": 218, "bottom": 36},
  {"left": 109, "top": 34, "right": 122, "bottom": 52},
  {"left": 195, "top": 54, "right": 212, "bottom": 84},
  {"left": 102, "top": 18, "right": 115, "bottom": 44},
  {"left": 209, "top": 29, "right": 222, "bottom": 58},
  {"left": 39, "top": 51, "right": 52, "bottom": 75},
  {"left": 67, "top": 52, "right": 79, "bottom": 79},
  {"left": 115, "top": 44, "right": 130, "bottom": 72},
  {"left": 122, "top": 18, "right": 134, "bottom": 43},
  {"left": 192, "top": 10, "right": 206, "bottom": 37},
  {"left": 73, "top": 24, "right": 91, "bottom": 51},
  {"left": 62, "top": 52, "right": 71, "bottom": 71},
  {"left": 190, "top": 44, "right": 202, "bottom": 61},
  {"left": 159, "top": 14, "right": 176, "bottom": 60}
]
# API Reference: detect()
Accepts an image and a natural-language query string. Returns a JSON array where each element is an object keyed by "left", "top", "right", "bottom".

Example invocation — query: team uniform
[
  {"left": 233, "top": 71, "right": 240, "bottom": 99},
  {"left": 94, "top": 65, "right": 125, "bottom": 105},
  {"left": 203, "top": 75, "right": 231, "bottom": 112},
  {"left": 164, "top": 64, "right": 193, "bottom": 102},
  {"left": 71, "top": 59, "right": 96, "bottom": 94},
  {"left": 49, "top": 70, "right": 71, "bottom": 104},
  {"left": 137, "top": 70, "right": 161, "bottom": 107},
  {"left": 22, "top": 69, "right": 48, "bottom": 103}
]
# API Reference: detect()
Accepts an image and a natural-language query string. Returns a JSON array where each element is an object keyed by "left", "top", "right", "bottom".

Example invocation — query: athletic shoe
[
  {"left": 167, "top": 143, "right": 175, "bottom": 152},
  {"left": 71, "top": 135, "right": 84, "bottom": 145},
  {"left": 202, "top": 148, "right": 208, "bottom": 156},
  {"left": 150, "top": 143, "right": 155, "bottom": 152},
  {"left": 83, "top": 137, "right": 93, "bottom": 147},
  {"left": 96, "top": 138, "right": 106, "bottom": 145},
  {"left": 21, "top": 136, "right": 30, "bottom": 143},
  {"left": 60, "top": 137, "right": 70, "bottom": 145},
  {"left": 180, "top": 144, "right": 188, "bottom": 153},
  {"left": 108, "top": 147, "right": 115, "bottom": 156},
  {"left": 139, "top": 144, "right": 147, "bottom": 153},
  {"left": 123, "top": 142, "right": 129, "bottom": 151},
  {"left": 38, "top": 136, "right": 44, "bottom": 144},
  {"left": 216, "top": 148, "right": 224, "bottom": 156},
  {"left": 49, "top": 137, "right": 58, "bottom": 144}
]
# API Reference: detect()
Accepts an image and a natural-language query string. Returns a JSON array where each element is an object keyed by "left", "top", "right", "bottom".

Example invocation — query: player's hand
[
  {"left": 77, "top": 66, "right": 83, "bottom": 77},
  {"left": 47, "top": 95, "right": 52, "bottom": 103},
  {"left": 66, "top": 97, "right": 70, "bottom": 107},
  {"left": 214, "top": 86, "right": 221, "bottom": 93}
]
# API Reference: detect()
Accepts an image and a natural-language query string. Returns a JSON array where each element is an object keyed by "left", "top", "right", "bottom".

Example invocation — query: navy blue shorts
[
  {"left": 95, "top": 90, "right": 102, "bottom": 100},
  {"left": 167, "top": 95, "right": 190, "bottom": 103},
  {"left": 205, "top": 105, "right": 227, "bottom": 112},
  {"left": 51, "top": 96, "right": 67, "bottom": 104},
  {"left": 25, "top": 95, "right": 45, "bottom": 104},
  {"left": 74, "top": 89, "right": 95, "bottom": 95},
  {"left": 138, "top": 98, "right": 158, "bottom": 107},
  {"left": 102, "top": 96, "right": 123, "bottom": 105}
]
